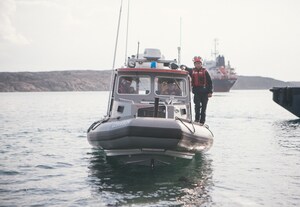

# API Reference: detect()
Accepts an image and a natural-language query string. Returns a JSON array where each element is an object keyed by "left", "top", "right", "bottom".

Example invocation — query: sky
[{"left": 0, "top": 0, "right": 300, "bottom": 81}]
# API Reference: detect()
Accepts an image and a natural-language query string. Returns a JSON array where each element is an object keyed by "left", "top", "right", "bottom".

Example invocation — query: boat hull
[
  {"left": 87, "top": 117, "right": 213, "bottom": 165},
  {"left": 270, "top": 87, "right": 300, "bottom": 118}
]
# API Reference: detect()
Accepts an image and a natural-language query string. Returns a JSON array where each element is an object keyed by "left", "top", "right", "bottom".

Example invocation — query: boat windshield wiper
[{"left": 174, "top": 79, "right": 181, "bottom": 91}]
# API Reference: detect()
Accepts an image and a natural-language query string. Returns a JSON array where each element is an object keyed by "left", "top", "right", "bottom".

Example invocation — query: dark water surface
[{"left": 0, "top": 91, "right": 299, "bottom": 206}]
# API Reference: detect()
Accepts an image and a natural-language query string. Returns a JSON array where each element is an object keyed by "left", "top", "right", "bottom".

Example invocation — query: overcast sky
[{"left": 0, "top": 0, "right": 300, "bottom": 81}]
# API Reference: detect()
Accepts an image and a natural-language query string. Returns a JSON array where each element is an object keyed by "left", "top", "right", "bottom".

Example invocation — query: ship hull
[
  {"left": 270, "top": 87, "right": 300, "bottom": 118},
  {"left": 212, "top": 79, "right": 237, "bottom": 92}
]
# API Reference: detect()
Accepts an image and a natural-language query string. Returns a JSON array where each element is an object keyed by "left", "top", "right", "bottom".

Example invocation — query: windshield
[
  {"left": 117, "top": 76, "right": 151, "bottom": 95},
  {"left": 155, "top": 77, "right": 186, "bottom": 96}
]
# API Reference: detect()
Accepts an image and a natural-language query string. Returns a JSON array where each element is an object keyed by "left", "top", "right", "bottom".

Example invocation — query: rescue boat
[{"left": 87, "top": 49, "right": 214, "bottom": 167}]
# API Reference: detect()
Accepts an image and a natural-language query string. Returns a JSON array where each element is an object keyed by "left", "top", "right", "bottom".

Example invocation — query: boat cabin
[{"left": 108, "top": 49, "right": 192, "bottom": 121}]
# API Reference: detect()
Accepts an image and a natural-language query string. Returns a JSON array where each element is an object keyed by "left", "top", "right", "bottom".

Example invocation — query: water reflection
[
  {"left": 274, "top": 119, "right": 300, "bottom": 151},
  {"left": 87, "top": 150, "right": 213, "bottom": 206},
  {"left": 279, "top": 119, "right": 300, "bottom": 128}
]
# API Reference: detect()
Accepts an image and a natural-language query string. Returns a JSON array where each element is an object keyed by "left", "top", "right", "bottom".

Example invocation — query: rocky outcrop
[
  {"left": 232, "top": 76, "right": 300, "bottom": 90},
  {"left": 0, "top": 70, "right": 112, "bottom": 92}
]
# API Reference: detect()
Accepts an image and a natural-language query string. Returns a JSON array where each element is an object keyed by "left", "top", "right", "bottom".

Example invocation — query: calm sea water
[{"left": 0, "top": 90, "right": 299, "bottom": 207}]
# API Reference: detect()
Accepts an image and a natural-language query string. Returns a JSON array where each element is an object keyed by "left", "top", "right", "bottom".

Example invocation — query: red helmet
[{"left": 193, "top": 56, "right": 202, "bottom": 63}]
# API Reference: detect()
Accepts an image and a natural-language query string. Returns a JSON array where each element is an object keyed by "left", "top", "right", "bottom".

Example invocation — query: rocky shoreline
[{"left": 0, "top": 70, "right": 299, "bottom": 92}]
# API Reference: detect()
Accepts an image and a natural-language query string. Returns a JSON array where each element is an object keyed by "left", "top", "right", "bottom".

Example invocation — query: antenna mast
[
  {"left": 112, "top": 0, "right": 123, "bottom": 69},
  {"left": 124, "top": 0, "right": 130, "bottom": 66},
  {"left": 107, "top": 0, "right": 123, "bottom": 116},
  {"left": 177, "top": 17, "right": 182, "bottom": 65},
  {"left": 136, "top": 41, "right": 140, "bottom": 58}
]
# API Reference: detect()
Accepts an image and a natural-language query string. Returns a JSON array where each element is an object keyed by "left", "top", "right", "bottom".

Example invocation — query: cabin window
[
  {"left": 117, "top": 76, "right": 150, "bottom": 95},
  {"left": 154, "top": 77, "right": 186, "bottom": 96}
]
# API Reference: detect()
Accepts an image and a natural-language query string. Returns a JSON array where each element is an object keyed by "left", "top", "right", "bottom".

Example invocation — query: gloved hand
[{"left": 180, "top": 65, "right": 187, "bottom": 70}]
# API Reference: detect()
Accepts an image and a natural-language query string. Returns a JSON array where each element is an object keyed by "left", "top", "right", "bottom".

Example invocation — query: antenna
[
  {"left": 177, "top": 17, "right": 182, "bottom": 65},
  {"left": 136, "top": 41, "right": 140, "bottom": 58},
  {"left": 112, "top": 0, "right": 123, "bottom": 69},
  {"left": 108, "top": 0, "right": 123, "bottom": 116},
  {"left": 124, "top": 0, "right": 130, "bottom": 66}
]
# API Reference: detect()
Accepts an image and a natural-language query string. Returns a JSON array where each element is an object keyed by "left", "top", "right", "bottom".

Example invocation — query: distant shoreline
[{"left": 0, "top": 70, "right": 299, "bottom": 92}]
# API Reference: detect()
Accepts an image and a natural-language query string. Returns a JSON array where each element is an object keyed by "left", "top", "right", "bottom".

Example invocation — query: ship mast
[{"left": 212, "top": 38, "right": 219, "bottom": 59}]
